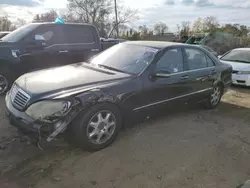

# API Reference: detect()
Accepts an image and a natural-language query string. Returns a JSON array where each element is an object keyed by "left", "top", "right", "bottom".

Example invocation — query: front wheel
[
  {"left": 70, "top": 103, "right": 122, "bottom": 151},
  {"left": 204, "top": 84, "right": 223, "bottom": 109},
  {"left": 0, "top": 68, "right": 12, "bottom": 95}
]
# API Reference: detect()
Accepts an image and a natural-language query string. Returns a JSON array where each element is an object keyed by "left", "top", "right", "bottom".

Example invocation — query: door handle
[
  {"left": 180, "top": 75, "right": 189, "bottom": 80},
  {"left": 58, "top": 50, "right": 68, "bottom": 53}
]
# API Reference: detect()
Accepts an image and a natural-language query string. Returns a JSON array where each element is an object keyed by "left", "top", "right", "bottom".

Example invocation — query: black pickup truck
[{"left": 0, "top": 23, "right": 102, "bottom": 94}]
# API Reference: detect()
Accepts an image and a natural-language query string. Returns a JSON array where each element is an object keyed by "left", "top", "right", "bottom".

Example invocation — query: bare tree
[
  {"left": 192, "top": 17, "right": 203, "bottom": 33},
  {"left": 16, "top": 18, "right": 27, "bottom": 27},
  {"left": 0, "top": 16, "right": 12, "bottom": 31},
  {"left": 108, "top": 5, "right": 138, "bottom": 37},
  {"left": 176, "top": 24, "right": 181, "bottom": 37},
  {"left": 203, "top": 16, "right": 219, "bottom": 32},
  {"left": 181, "top": 21, "right": 190, "bottom": 36},
  {"left": 61, "top": 11, "right": 81, "bottom": 23},
  {"left": 67, "top": 0, "right": 112, "bottom": 25},
  {"left": 119, "top": 24, "right": 128, "bottom": 36},
  {"left": 154, "top": 22, "right": 168, "bottom": 35},
  {"left": 67, "top": 0, "right": 138, "bottom": 37},
  {"left": 139, "top": 25, "right": 149, "bottom": 36},
  {"left": 33, "top": 10, "right": 58, "bottom": 22}
]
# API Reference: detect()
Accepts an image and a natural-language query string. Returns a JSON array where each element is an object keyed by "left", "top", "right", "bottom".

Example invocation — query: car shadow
[
  {"left": 123, "top": 102, "right": 202, "bottom": 129},
  {"left": 123, "top": 99, "right": 250, "bottom": 130}
]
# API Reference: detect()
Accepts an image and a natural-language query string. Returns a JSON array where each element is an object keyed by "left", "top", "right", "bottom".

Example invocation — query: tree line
[
  {"left": 0, "top": 0, "right": 138, "bottom": 37},
  {"left": 0, "top": 1, "right": 249, "bottom": 39},
  {"left": 137, "top": 16, "right": 249, "bottom": 39}
]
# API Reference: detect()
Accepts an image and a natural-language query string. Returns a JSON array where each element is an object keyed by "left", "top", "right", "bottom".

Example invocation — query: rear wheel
[
  {"left": 204, "top": 84, "right": 223, "bottom": 109},
  {"left": 69, "top": 103, "right": 122, "bottom": 151}
]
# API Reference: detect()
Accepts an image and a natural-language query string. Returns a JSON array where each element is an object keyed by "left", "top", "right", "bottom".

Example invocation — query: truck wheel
[
  {"left": 70, "top": 103, "right": 122, "bottom": 151},
  {"left": 0, "top": 67, "right": 12, "bottom": 95}
]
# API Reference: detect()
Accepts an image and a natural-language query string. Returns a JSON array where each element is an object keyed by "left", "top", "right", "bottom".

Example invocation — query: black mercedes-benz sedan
[{"left": 5, "top": 41, "right": 232, "bottom": 151}]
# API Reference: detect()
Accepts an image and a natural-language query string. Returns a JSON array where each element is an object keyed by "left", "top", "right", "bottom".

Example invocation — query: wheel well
[
  {"left": 96, "top": 101, "right": 124, "bottom": 121},
  {"left": 77, "top": 101, "right": 124, "bottom": 121}
]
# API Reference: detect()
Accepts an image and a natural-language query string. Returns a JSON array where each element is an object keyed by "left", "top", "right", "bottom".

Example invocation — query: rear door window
[
  {"left": 184, "top": 48, "right": 214, "bottom": 70},
  {"left": 206, "top": 55, "right": 215, "bottom": 67},
  {"left": 63, "top": 25, "right": 95, "bottom": 44}
]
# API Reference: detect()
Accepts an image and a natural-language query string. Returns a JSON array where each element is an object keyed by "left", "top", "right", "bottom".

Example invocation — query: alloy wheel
[
  {"left": 0, "top": 74, "right": 8, "bottom": 94},
  {"left": 210, "top": 86, "right": 221, "bottom": 106},
  {"left": 87, "top": 110, "right": 116, "bottom": 145}
]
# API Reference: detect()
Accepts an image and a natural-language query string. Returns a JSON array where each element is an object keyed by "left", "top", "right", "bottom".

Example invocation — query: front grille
[
  {"left": 232, "top": 70, "right": 239, "bottom": 74},
  {"left": 10, "top": 84, "right": 31, "bottom": 110}
]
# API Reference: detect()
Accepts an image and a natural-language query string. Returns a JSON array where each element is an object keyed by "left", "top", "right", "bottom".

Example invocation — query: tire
[
  {"left": 204, "top": 84, "right": 223, "bottom": 109},
  {"left": 0, "top": 66, "right": 12, "bottom": 95},
  {"left": 69, "top": 103, "right": 122, "bottom": 151}
]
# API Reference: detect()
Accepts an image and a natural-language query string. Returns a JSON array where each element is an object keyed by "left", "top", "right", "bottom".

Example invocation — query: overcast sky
[{"left": 0, "top": 0, "right": 250, "bottom": 31}]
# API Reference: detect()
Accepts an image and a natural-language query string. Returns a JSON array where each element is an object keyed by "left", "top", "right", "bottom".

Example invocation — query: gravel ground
[{"left": 1, "top": 86, "right": 250, "bottom": 188}]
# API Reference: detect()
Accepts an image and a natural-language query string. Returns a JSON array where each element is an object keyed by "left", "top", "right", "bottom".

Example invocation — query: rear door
[
  {"left": 61, "top": 24, "right": 101, "bottom": 64},
  {"left": 183, "top": 47, "right": 216, "bottom": 101}
]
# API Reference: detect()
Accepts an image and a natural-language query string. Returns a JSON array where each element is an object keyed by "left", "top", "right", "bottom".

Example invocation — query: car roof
[
  {"left": 32, "top": 22, "right": 95, "bottom": 27},
  {"left": 124, "top": 41, "right": 194, "bottom": 49}
]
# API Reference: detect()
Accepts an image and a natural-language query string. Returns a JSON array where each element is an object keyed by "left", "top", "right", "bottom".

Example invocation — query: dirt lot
[{"left": 1, "top": 86, "right": 250, "bottom": 188}]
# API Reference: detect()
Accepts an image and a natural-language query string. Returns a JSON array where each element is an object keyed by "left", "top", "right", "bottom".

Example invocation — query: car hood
[
  {"left": 15, "top": 63, "right": 131, "bottom": 98},
  {"left": 220, "top": 60, "right": 250, "bottom": 71}
]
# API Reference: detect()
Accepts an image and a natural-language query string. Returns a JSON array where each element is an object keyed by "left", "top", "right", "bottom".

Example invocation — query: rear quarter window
[{"left": 63, "top": 25, "right": 95, "bottom": 44}]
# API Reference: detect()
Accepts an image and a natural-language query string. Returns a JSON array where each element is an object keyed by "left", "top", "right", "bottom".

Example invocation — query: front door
[
  {"left": 134, "top": 47, "right": 192, "bottom": 111},
  {"left": 19, "top": 25, "right": 64, "bottom": 73}
]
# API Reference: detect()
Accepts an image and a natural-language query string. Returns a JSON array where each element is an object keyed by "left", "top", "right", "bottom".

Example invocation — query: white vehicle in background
[{"left": 219, "top": 48, "right": 250, "bottom": 86}]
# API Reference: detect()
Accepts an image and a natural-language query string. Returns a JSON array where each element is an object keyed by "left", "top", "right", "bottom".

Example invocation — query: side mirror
[{"left": 34, "top": 34, "right": 46, "bottom": 47}]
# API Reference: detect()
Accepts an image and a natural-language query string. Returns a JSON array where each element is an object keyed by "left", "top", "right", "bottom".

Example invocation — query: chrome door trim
[{"left": 133, "top": 88, "right": 213, "bottom": 111}]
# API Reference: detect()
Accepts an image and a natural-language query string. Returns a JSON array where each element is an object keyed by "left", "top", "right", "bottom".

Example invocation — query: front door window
[{"left": 156, "top": 48, "right": 184, "bottom": 74}]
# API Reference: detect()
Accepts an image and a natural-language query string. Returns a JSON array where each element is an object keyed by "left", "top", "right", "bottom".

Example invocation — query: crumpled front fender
[{"left": 75, "top": 88, "right": 119, "bottom": 108}]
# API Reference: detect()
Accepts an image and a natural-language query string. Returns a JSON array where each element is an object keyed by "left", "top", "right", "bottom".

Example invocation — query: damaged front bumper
[{"left": 5, "top": 93, "right": 77, "bottom": 144}]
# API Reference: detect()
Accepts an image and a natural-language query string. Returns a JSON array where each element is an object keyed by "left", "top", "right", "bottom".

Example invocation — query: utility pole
[{"left": 114, "top": 0, "right": 119, "bottom": 38}]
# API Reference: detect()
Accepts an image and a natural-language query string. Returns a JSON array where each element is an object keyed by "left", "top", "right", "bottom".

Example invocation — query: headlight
[
  {"left": 25, "top": 100, "right": 71, "bottom": 122},
  {"left": 237, "top": 71, "right": 250, "bottom": 75}
]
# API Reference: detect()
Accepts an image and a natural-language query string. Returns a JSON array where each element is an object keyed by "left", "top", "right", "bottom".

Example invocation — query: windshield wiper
[{"left": 97, "top": 64, "right": 129, "bottom": 74}]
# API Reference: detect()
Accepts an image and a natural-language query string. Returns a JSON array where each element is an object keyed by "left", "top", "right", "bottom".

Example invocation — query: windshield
[
  {"left": 90, "top": 43, "right": 159, "bottom": 74},
  {"left": 221, "top": 50, "right": 250, "bottom": 63},
  {"left": 1, "top": 23, "right": 39, "bottom": 42}
]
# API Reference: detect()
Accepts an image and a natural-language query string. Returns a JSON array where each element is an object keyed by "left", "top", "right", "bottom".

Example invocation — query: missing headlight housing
[{"left": 25, "top": 100, "right": 71, "bottom": 122}]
